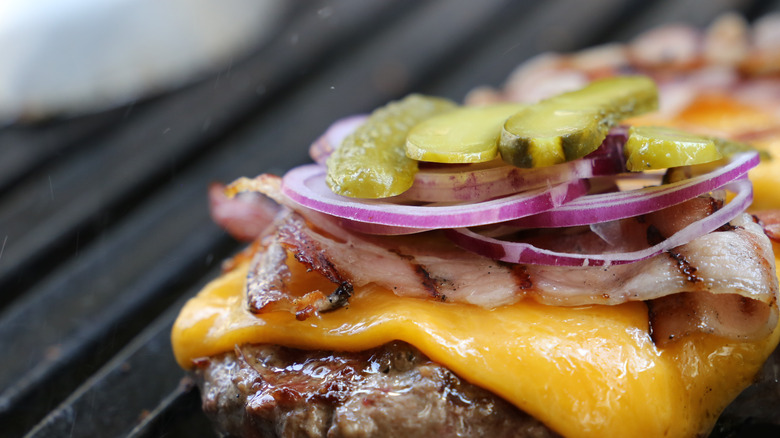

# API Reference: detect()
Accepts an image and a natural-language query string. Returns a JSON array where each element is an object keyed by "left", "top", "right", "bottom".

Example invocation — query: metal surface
[{"left": 1, "top": 0, "right": 779, "bottom": 437}]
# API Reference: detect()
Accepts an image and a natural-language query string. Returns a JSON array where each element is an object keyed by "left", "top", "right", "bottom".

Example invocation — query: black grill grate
[{"left": 2, "top": 1, "right": 779, "bottom": 437}]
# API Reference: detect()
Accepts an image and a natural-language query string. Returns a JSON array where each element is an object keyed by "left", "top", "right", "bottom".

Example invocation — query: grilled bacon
[{"left": 222, "top": 176, "right": 778, "bottom": 343}]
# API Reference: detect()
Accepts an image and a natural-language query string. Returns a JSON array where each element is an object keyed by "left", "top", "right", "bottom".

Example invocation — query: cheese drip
[{"left": 172, "top": 249, "right": 780, "bottom": 438}]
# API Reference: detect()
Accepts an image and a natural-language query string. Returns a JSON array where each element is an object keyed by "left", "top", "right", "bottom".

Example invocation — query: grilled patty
[{"left": 195, "top": 341, "right": 559, "bottom": 438}]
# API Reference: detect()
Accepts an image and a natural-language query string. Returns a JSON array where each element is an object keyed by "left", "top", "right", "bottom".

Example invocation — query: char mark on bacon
[{"left": 245, "top": 215, "right": 353, "bottom": 320}]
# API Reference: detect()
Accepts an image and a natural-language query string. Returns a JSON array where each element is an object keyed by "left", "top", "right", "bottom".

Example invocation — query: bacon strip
[
  {"left": 233, "top": 174, "right": 778, "bottom": 342},
  {"left": 246, "top": 240, "right": 293, "bottom": 313},
  {"left": 208, "top": 182, "right": 281, "bottom": 241},
  {"left": 523, "top": 214, "right": 776, "bottom": 306},
  {"left": 246, "top": 238, "right": 352, "bottom": 321},
  {"left": 649, "top": 291, "right": 777, "bottom": 346}
]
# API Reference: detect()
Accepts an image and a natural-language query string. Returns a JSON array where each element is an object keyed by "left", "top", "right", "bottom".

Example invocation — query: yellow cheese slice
[{"left": 172, "top": 249, "right": 780, "bottom": 438}]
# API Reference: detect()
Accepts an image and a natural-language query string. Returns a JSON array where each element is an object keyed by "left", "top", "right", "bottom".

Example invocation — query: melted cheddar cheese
[{"left": 172, "top": 247, "right": 780, "bottom": 438}]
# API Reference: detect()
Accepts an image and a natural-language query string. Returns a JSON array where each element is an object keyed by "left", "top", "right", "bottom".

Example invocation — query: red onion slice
[
  {"left": 510, "top": 152, "right": 759, "bottom": 228},
  {"left": 309, "top": 115, "right": 368, "bottom": 164},
  {"left": 446, "top": 179, "right": 753, "bottom": 266},
  {"left": 281, "top": 164, "right": 588, "bottom": 229},
  {"left": 333, "top": 218, "right": 432, "bottom": 235}
]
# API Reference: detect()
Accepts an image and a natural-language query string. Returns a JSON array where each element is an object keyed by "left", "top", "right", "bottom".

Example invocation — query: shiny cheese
[
  {"left": 676, "top": 94, "right": 777, "bottom": 135},
  {"left": 172, "top": 251, "right": 780, "bottom": 438}
]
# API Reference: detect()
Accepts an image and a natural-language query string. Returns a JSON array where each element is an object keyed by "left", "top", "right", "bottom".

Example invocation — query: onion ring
[
  {"left": 509, "top": 152, "right": 759, "bottom": 228},
  {"left": 281, "top": 164, "right": 588, "bottom": 230},
  {"left": 445, "top": 179, "right": 753, "bottom": 266}
]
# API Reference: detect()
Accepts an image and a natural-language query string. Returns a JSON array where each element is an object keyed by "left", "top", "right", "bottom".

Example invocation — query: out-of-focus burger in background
[{"left": 0, "top": 0, "right": 286, "bottom": 122}]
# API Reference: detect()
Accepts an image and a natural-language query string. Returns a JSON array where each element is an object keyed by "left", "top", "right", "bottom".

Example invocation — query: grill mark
[
  {"left": 667, "top": 249, "right": 702, "bottom": 283},
  {"left": 389, "top": 249, "right": 414, "bottom": 262},
  {"left": 510, "top": 264, "right": 534, "bottom": 290},
  {"left": 389, "top": 249, "right": 446, "bottom": 301},
  {"left": 647, "top": 293, "right": 698, "bottom": 346},
  {"left": 647, "top": 298, "right": 677, "bottom": 345},
  {"left": 647, "top": 299, "right": 662, "bottom": 343},
  {"left": 284, "top": 237, "right": 353, "bottom": 314},
  {"left": 414, "top": 264, "right": 445, "bottom": 301},
  {"left": 247, "top": 242, "right": 290, "bottom": 313},
  {"left": 278, "top": 215, "right": 351, "bottom": 286},
  {"left": 247, "top": 214, "right": 354, "bottom": 317},
  {"left": 738, "top": 295, "right": 763, "bottom": 319},
  {"left": 284, "top": 237, "right": 346, "bottom": 285}
]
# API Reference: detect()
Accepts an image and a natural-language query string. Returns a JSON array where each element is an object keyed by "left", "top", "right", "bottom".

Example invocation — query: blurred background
[{"left": 0, "top": 0, "right": 779, "bottom": 437}]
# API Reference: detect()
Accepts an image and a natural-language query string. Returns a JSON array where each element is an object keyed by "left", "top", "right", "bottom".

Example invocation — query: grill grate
[{"left": 1, "top": 1, "right": 779, "bottom": 437}]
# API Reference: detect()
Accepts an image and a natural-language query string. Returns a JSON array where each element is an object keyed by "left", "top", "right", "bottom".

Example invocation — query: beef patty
[{"left": 194, "top": 341, "right": 559, "bottom": 437}]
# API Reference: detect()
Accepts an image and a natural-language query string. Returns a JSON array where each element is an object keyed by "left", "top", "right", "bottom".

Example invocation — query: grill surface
[{"left": 2, "top": 1, "right": 780, "bottom": 437}]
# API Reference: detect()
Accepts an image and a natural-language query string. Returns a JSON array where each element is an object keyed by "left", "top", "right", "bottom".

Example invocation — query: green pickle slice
[
  {"left": 405, "top": 103, "right": 528, "bottom": 163},
  {"left": 326, "top": 94, "right": 456, "bottom": 198},
  {"left": 500, "top": 76, "right": 658, "bottom": 168},
  {"left": 624, "top": 126, "right": 723, "bottom": 171}
]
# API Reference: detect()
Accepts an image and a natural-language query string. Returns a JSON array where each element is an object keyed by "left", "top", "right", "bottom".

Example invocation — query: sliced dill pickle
[
  {"left": 326, "top": 94, "right": 456, "bottom": 198},
  {"left": 405, "top": 103, "right": 528, "bottom": 163},
  {"left": 624, "top": 126, "right": 723, "bottom": 171},
  {"left": 500, "top": 76, "right": 658, "bottom": 168}
]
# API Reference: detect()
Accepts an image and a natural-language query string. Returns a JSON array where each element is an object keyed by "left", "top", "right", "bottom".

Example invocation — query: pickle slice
[
  {"left": 624, "top": 126, "right": 723, "bottom": 171},
  {"left": 500, "top": 76, "right": 658, "bottom": 168},
  {"left": 405, "top": 103, "right": 528, "bottom": 163},
  {"left": 326, "top": 94, "right": 456, "bottom": 198}
]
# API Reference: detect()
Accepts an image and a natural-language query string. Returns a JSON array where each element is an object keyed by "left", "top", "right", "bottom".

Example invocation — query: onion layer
[
  {"left": 445, "top": 179, "right": 753, "bottom": 266},
  {"left": 509, "top": 152, "right": 759, "bottom": 228},
  {"left": 281, "top": 164, "right": 588, "bottom": 230}
]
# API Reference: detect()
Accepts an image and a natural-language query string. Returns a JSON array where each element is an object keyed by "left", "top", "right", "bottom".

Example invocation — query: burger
[{"left": 171, "top": 16, "right": 780, "bottom": 438}]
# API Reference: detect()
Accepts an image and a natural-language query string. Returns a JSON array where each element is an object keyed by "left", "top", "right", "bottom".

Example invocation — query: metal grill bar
[
  {"left": 0, "top": 0, "right": 416, "bottom": 308},
  {"left": 0, "top": 1, "right": 420, "bottom": 434}
]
